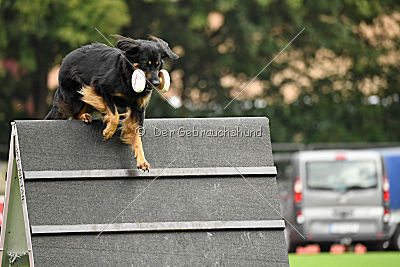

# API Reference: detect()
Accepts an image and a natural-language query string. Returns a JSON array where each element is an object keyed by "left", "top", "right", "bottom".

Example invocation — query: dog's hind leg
[
  {"left": 75, "top": 104, "right": 92, "bottom": 123},
  {"left": 79, "top": 85, "right": 119, "bottom": 140},
  {"left": 121, "top": 109, "right": 150, "bottom": 171}
]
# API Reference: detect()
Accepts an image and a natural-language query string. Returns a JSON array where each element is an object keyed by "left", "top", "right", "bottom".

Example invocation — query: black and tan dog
[{"left": 45, "top": 35, "right": 179, "bottom": 171}]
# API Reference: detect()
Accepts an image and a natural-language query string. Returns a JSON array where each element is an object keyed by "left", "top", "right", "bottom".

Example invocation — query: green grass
[{"left": 289, "top": 252, "right": 400, "bottom": 267}]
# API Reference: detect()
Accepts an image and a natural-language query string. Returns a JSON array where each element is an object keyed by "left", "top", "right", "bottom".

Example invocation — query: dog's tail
[
  {"left": 44, "top": 106, "right": 58, "bottom": 120},
  {"left": 44, "top": 87, "right": 61, "bottom": 120},
  {"left": 44, "top": 92, "right": 80, "bottom": 120}
]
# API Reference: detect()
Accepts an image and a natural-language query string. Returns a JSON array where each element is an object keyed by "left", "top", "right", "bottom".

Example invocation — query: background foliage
[{"left": 0, "top": 0, "right": 399, "bottom": 158}]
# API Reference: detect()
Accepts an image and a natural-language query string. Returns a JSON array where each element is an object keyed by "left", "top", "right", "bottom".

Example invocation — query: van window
[{"left": 306, "top": 160, "right": 378, "bottom": 191}]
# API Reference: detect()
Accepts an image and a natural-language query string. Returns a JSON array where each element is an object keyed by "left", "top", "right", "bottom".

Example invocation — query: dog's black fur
[{"left": 45, "top": 35, "right": 179, "bottom": 127}]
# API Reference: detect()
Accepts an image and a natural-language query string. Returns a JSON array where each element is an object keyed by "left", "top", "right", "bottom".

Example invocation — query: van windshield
[{"left": 306, "top": 160, "right": 378, "bottom": 191}]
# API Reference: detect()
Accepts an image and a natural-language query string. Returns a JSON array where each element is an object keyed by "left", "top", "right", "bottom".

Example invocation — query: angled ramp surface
[{"left": 1, "top": 118, "right": 289, "bottom": 266}]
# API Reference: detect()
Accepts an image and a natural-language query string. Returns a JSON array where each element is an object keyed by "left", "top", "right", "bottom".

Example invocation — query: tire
[
  {"left": 365, "top": 241, "right": 384, "bottom": 251},
  {"left": 392, "top": 227, "right": 400, "bottom": 251},
  {"left": 319, "top": 243, "right": 331, "bottom": 252},
  {"left": 285, "top": 229, "right": 296, "bottom": 252}
]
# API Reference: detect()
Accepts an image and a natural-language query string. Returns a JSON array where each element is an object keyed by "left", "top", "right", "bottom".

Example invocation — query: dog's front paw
[
  {"left": 102, "top": 116, "right": 119, "bottom": 141},
  {"left": 103, "top": 125, "right": 118, "bottom": 141},
  {"left": 79, "top": 113, "right": 92, "bottom": 123},
  {"left": 137, "top": 157, "right": 150, "bottom": 172}
]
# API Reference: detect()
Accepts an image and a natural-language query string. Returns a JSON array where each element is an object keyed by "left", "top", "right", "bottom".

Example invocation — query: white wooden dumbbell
[
  {"left": 131, "top": 69, "right": 146, "bottom": 93},
  {"left": 158, "top": 69, "right": 170, "bottom": 93}
]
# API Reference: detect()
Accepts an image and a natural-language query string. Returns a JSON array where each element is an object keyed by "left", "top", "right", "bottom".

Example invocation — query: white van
[{"left": 284, "top": 150, "right": 390, "bottom": 250}]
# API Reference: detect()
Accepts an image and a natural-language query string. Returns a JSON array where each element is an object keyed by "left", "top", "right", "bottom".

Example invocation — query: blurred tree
[
  {"left": 119, "top": 0, "right": 399, "bottom": 143},
  {"left": 0, "top": 0, "right": 399, "bottom": 159},
  {"left": 0, "top": 0, "right": 130, "bottom": 147}
]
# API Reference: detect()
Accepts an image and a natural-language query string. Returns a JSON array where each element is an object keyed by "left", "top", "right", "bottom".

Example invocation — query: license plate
[{"left": 329, "top": 223, "right": 360, "bottom": 234}]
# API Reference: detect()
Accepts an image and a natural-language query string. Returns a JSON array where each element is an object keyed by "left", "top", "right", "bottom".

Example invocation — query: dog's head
[{"left": 113, "top": 35, "right": 179, "bottom": 89}]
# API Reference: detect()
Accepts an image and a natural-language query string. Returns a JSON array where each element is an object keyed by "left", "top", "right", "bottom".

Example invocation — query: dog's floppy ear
[
  {"left": 112, "top": 35, "right": 139, "bottom": 57},
  {"left": 150, "top": 35, "right": 179, "bottom": 59}
]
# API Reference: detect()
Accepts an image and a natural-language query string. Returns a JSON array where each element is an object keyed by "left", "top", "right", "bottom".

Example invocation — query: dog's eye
[
  {"left": 155, "top": 61, "right": 159, "bottom": 65},
  {"left": 148, "top": 61, "right": 151, "bottom": 65}
]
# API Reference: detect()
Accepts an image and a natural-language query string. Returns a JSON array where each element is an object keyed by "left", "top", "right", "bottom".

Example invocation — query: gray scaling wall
[{"left": 15, "top": 118, "right": 289, "bottom": 266}]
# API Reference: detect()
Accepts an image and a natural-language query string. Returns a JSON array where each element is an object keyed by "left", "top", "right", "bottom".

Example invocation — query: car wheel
[
  {"left": 393, "top": 227, "right": 400, "bottom": 251},
  {"left": 288, "top": 242, "right": 297, "bottom": 253},
  {"left": 285, "top": 229, "right": 296, "bottom": 252}
]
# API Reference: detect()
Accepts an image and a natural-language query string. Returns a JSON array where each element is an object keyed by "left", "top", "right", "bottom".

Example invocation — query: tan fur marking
[
  {"left": 76, "top": 104, "right": 87, "bottom": 119},
  {"left": 112, "top": 92, "right": 125, "bottom": 98},
  {"left": 79, "top": 113, "right": 92, "bottom": 123},
  {"left": 138, "top": 92, "right": 152, "bottom": 109},
  {"left": 121, "top": 110, "right": 150, "bottom": 170},
  {"left": 79, "top": 85, "right": 119, "bottom": 140},
  {"left": 102, "top": 106, "right": 119, "bottom": 140},
  {"left": 79, "top": 85, "right": 107, "bottom": 113}
]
